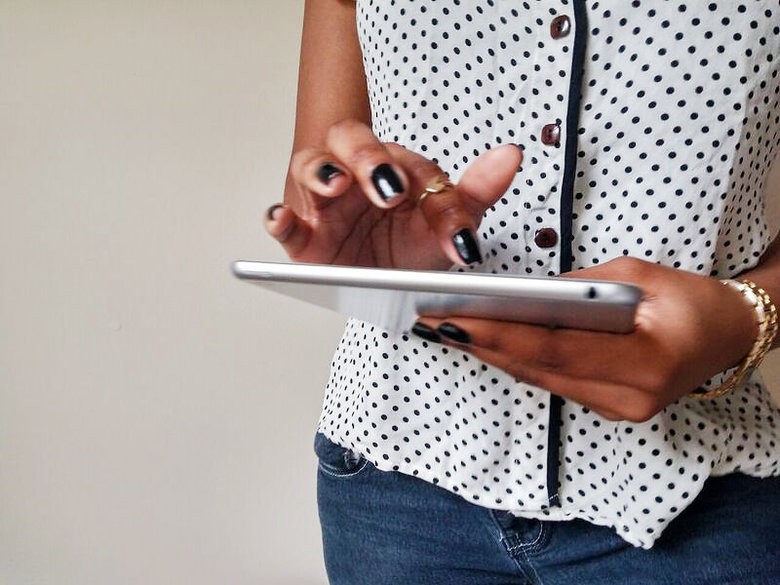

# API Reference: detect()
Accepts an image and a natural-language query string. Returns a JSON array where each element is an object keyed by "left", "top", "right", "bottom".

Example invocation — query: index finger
[
  {"left": 389, "top": 147, "right": 483, "bottom": 265},
  {"left": 326, "top": 119, "right": 409, "bottom": 207},
  {"left": 389, "top": 143, "right": 523, "bottom": 266}
]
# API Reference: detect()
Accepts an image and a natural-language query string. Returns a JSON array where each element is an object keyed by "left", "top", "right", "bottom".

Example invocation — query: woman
[{"left": 267, "top": 1, "right": 780, "bottom": 583}]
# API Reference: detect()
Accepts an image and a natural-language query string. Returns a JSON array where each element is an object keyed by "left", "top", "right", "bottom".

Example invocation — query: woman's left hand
[{"left": 414, "top": 257, "right": 758, "bottom": 421}]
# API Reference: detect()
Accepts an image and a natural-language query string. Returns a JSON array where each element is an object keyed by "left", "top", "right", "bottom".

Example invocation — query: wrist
[{"left": 691, "top": 279, "right": 778, "bottom": 399}]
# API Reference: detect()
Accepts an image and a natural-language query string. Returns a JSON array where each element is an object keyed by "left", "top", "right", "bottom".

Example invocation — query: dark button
[
  {"left": 534, "top": 228, "right": 559, "bottom": 249},
  {"left": 541, "top": 123, "right": 561, "bottom": 146},
  {"left": 550, "top": 15, "right": 571, "bottom": 39}
]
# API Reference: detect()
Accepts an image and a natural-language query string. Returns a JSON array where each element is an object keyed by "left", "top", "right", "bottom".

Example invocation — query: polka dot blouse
[{"left": 318, "top": 0, "right": 780, "bottom": 548}]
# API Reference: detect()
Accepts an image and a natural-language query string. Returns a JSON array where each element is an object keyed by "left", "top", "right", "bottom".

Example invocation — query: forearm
[
  {"left": 284, "top": 0, "right": 370, "bottom": 202},
  {"left": 293, "top": 0, "right": 370, "bottom": 151}
]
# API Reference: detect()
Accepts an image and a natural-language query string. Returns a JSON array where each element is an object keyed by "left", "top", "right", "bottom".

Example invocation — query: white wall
[
  {"left": 1, "top": 2, "right": 336, "bottom": 583},
  {"left": 1, "top": 3, "right": 778, "bottom": 584}
]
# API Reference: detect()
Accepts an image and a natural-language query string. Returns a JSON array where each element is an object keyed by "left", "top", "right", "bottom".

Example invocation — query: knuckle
[
  {"left": 328, "top": 118, "right": 366, "bottom": 139},
  {"left": 383, "top": 142, "right": 408, "bottom": 159},
  {"left": 531, "top": 330, "right": 567, "bottom": 373},
  {"left": 349, "top": 144, "right": 388, "bottom": 169},
  {"left": 638, "top": 359, "right": 678, "bottom": 396},
  {"left": 420, "top": 193, "right": 472, "bottom": 230},
  {"left": 408, "top": 155, "right": 442, "bottom": 179},
  {"left": 327, "top": 120, "right": 386, "bottom": 169},
  {"left": 611, "top": 256, "right": 650, "bottom": 280},
  {"left": 598, "top": 409, "right": 627, "bottom": 422},
  {"left": 425, "top": 198, "right": 466, "bottom": 222},
  {"left": 510, "top": 365, "right": 544, "bottom": 388},
  {"left": 289, "top": 149, "right": 319, "bottom": 177},
  {"left": 326, "top": 123, "right": 405, "bottom": 185},
  {"left": 622, "top": 395, "right": 663, "bottom": 423},
  {"left": 482, "top": 325, "right": 516, "bottom": 353}
]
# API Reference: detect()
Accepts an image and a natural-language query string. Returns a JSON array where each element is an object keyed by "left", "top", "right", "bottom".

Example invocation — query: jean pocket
[{"left": 314, "top": 433, "right": 371, "bottom": 478}]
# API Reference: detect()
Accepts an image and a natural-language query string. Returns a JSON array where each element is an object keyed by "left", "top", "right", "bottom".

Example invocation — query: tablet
[{"left": 231, "top": 260, "right": 642, "bottom": 334}]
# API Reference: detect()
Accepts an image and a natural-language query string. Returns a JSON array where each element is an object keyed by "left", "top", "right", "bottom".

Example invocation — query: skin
[{"left": 267, "top": 0, "right": 780, "bottom": 422}]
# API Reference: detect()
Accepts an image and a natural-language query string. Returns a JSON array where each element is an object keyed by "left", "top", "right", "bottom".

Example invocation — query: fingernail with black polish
[
  {"left": 453, "top": 228, "right": 483, "bottom": 264},
  {"left": 437, "top": 322, "right": 472, "bottom": 345},
  {"left": 267, "top": 204, "right": 284, "bottom": 221},
  {"left": 317, "top": 162, "right": 343, "bottom": 184},
  {"left": 411, "top": 322, "right": 442, "bottom": 344},
  {"left": 371, "top": 163, "right": 404, "bottom": 202}
]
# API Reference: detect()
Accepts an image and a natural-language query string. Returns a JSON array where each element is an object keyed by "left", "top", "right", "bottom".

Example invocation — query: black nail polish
[
  {"left": 411, "top": 322, "right": 441, "bottom": 343},
  {"left": 453, "top": 228, "right": 482, "bottom": 264},
  {"left": 371, "top": 163, "right": 404, "bottom": 201},
  {"left": 437, "top": 322, "right": 472, "bottom": 344},
  {"left": 266, "top": 204, "right": 284, "bottom": 221},
  {"left": 317, "top": 163, "right": 343, "bottom": 184}
]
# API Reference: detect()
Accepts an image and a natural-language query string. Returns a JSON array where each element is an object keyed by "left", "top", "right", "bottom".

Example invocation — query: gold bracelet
[{"left": 690, "top": 279, "right": 778, "bottom": 399}]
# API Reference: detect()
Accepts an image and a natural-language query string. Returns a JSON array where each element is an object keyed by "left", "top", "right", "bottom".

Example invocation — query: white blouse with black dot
[{"left": 318, "top": 0, "right": 780, "bottom": 548}]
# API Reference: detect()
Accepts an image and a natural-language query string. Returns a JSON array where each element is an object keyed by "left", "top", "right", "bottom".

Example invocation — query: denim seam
[
  {"left": 508, "top": 522, "right": 547, "bottom": 554},
  {"left": 517, "top": 547, "right": 544, "bottom": 585},
  {"left": 317, "top": 459, "right": 370, "bottom": 479},
  {"left": 507, "top": 522, "right": 548, "bottom": 585},
  {"left": 489, "top": 510, "right": 545, "bottom": 584}
]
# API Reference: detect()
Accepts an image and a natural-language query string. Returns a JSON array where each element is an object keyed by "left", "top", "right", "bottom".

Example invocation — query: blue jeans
[{"left": 315, "top": 433, "right": 780, "bottom": 584}]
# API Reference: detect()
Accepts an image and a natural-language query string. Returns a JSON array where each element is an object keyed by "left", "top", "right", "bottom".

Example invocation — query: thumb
[{"left": 457, "top": 144, "right": 523, "bottom": 215}]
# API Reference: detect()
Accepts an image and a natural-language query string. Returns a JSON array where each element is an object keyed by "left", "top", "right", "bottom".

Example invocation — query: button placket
[
  {"left": 539, "top": 11, "right": 570, "bottom": 152},
  {"left": 524, "top": 9, "right": 572, "bottom": 259}
]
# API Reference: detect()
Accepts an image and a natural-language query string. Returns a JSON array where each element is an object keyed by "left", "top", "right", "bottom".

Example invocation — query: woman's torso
[{"left": 318, "top": 0, "right": 780, "bottom": 548}]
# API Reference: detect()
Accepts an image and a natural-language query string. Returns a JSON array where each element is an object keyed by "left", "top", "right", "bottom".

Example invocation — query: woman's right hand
[{"left": 265, "top": 119, "right": 522, "bottom": 270}]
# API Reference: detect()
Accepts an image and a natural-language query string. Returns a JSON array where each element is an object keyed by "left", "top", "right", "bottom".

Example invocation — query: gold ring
[{"left": 418, "top": 176, "right": 454, "bottom": 206}]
